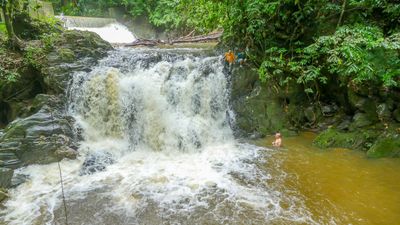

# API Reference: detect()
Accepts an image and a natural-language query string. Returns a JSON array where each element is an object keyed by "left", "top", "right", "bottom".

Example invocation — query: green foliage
[
  {"left": 258, "top": 24, "right": 400, "bottom": 95},
  {"left": 0, "top": 42, "right": 22, "bottom": 85},
  {"left": 23, "top": 45, "right": 46, "bottom": 70},
  {"left": 0, "top": 23, "right": 6, "bottom": 34},
  {"left": 40, "top": 32, "right": 61, "bottom": 50}
]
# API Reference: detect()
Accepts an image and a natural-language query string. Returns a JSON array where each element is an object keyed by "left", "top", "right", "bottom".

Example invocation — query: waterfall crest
[{"left": 58, "top": 16, "right": 136, "bottom": 44}]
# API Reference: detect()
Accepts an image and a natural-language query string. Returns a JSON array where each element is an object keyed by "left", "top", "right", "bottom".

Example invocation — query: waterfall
[
  {"left": 69, "top": 48, "right": 233, "bottom": 153},
  {"left": 0, "top": 48, "right": 316, "bottom": 225},
  {"left": 58, "top": 16, "right": 136, "bottom": 44}
]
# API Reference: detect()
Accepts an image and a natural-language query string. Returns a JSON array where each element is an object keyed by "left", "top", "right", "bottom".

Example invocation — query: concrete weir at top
[{"left": 57, "top": 16, "right": 136, "bottom": 44}]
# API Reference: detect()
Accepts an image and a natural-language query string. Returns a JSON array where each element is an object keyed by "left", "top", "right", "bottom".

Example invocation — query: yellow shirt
[{"left": 225, "top": 52, "right": 235, "bottom": 63}]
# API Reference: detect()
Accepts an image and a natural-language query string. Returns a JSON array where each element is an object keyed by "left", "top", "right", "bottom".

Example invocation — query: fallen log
[
  {"left": 125, "top": 39, "right": 166, "bottom": 47},
  {"left": 171, "top": 32, "right": 222, "bottom": 44},
  {"left": 124, "top": 31, "right": 222, "bottom": 47}
]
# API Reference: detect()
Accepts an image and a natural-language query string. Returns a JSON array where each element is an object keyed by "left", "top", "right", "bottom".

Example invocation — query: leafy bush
[
  {"left": 23, "top": 45, "right": 46, "bottom": 70},
  {"left": 0, "top": 23, "right": 6, "bottom": 34},
  {"left": 258, "top": 25, "right": 400, "bottom": 95}
]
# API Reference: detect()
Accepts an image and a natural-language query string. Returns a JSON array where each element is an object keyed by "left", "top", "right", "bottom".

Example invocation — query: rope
[
  {"left": 49, "top": 108, "right": 69, "bottom": 225},
  {"left": 58, "top": 161, "right": 69, "bottom": 225}
]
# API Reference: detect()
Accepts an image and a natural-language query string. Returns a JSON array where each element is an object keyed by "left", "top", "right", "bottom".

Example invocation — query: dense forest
[
  {"left": 2, "top": 0, "right": 400, "bottom": 99},
  {"left": 46, "top": 0, "right": 400, "bottom": 93}
]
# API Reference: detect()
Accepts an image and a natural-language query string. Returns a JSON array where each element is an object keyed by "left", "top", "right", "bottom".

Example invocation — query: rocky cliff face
[
  {"left": 0, "top": 30, "right": 112, "bottom": 191},
  {"left": 230, "top": 66, "right": 294, "bottom": 138},
  {"left": 230, "top": 65, "right": 400, "bottom": 158}
]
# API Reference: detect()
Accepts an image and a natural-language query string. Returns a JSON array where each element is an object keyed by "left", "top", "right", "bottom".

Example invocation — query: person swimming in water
[{"left": 272, "top": 132, "right": 282, "bottom": 147}]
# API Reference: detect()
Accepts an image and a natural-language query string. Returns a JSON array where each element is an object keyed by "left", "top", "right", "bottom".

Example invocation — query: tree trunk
[
  {"left": 337, "top": 0, "right": 347, "bottom": 28},
  {"left": 1, "top": 0, "right": 24, "bottom": 49}
]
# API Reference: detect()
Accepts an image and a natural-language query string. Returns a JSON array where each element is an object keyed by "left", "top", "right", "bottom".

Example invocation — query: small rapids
[{"left": 0, "top": 48, "right": 316, "bottom": 225}]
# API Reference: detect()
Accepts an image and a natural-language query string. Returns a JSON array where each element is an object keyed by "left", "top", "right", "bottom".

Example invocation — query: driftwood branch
[{"left": 124, "top": 31, "right": 222, "bottom": 47}]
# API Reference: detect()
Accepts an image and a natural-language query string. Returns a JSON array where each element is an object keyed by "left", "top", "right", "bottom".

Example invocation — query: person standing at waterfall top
[
  {"left": 272, "top": 132, "right": 282, "bottom": 147},
  {"left": 225, "top": 50, "right": 235, "bottom": 65}
]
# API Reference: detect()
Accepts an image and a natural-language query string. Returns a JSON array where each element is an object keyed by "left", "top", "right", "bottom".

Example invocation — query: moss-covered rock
[
  {"left": 42, "top": 30, "right": 112, "bottom": 94},
  {"left": 57, "top": 48, "right": 76, "bottom": 63},
  {"left": 349, "top": 113, "right": 376, "bottom": 129},
  {"left": 313, "top": 128, "right": 379, "bottom": 150},
  {"left": 230, "top": 66, "right": 292, "bottom": 137},
  {"left": 367, "top": 136, "right": 400, "bottom": 158}
]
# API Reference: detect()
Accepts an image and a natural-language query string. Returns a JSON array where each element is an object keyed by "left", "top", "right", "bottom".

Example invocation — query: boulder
[
  {"left": 11, "top": 174, "right": 29, "bottom": 188},
  {"left": 393, "top": 108, "right": 400, "bottom": 123},
  {"left": 350, "top": 113, "right": 376, "bottom": 130},
  {"left": 0, "top": 106, "right": 76, "bottom": 167},
  {"left": 42, "top": 30, "right": 113, "bottom": 94},
  {"left": 304, "top": 106, "right": 322, "bottom": 123},
  {"left": 376, "top": 103, "right": 391, "bottom": 122},
  {"left": 321, "top": 104, "right": 338, "bottom": 117},
  {"left": 80, "top": 152, "right": 115, "bottom": 176},
  {"left": 367, "top": 136, "right": 400, "bottom": 158},
  {"left": 0, "top": 168, "right": 14, "bottom": 188},
  {"left": 230, "top": 67, "right": 291, "bottom": 137},
  {"left": 54, "top": 146, "right": 78, "bottom": 160}
]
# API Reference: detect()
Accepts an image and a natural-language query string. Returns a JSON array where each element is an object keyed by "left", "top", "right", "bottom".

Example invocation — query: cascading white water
[
  {"left": 0, "top": 48, "right": 317, "bottom": 225},
  {"left": 59, "top": 16, "right": 136, "bottom": 44},
  {"left": 69, "top": 24, "right": 136, "bottom": 44}
]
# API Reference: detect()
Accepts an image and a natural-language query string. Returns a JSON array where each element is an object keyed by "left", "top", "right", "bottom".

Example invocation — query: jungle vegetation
[
  {"left": 50, "top": 0, "right": 400, "bottom": 98},
  {"left": 1, "top": 0, "right": 400, "bottom": 99}
]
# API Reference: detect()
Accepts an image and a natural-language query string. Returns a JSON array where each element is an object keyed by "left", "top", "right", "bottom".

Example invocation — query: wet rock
[
  {"left": 10, "top": 174, "right": 29, "bottom": 188},
  {"left": 376, "top": 103, "right": 391, "bottom": 121},
  {"left": 321, "top": 104, "right": 338, "bottom": 117},
  {"left": 230, "top": 67, "right": 291, "bottom": 137},
  {"left": 393, "top": 108, "right": 400, "bottom": 123},
  {"left": 57, "top": 48, "right": 76, "bottom": 63},
  {"left": 0, "top": 188, "right": 9, "bottom": 202},
  {"left": 55, "top": 146, "right": 78, "bottom": 160},
  {"left": 385, "top": 98, "right": 395, "bottom": 111},
  {"left": 348, "top": 90, "right": 377, "bottom": 115},
  {"left": 80, "top": 152, "right": 115, "bottom": 175},
  {"left": 0, "top": 168, "right": 14, "bottom": 188},
  {"left": 350, "top": 113, "right": 375, "bottom": 129},
  {"left": 367, "top": 136, "right": 400, "bottom": 158},
  {"left": 0, "top": 106, "right": 76, "bottom": 167},
  {"left": 0, "top": 149, "right": 21, "bottom": 169},
  {"left": 30, "top": 94, "right": 57, "bottom": 114},
  {"left": 337, "top": 119, "right": 352, "bottom": 131},
  {"left": 42, "top": 30, "right": 112, "bottom": 94},
  {"left": 304, "top": 106, "right": 322, "bottom": 123}
]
